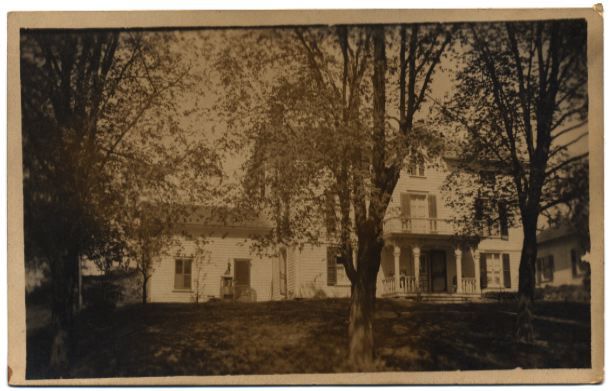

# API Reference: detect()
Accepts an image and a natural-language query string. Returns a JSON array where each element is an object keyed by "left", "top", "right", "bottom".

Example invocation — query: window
[
  {"left": 571, "top": 249, "right": 586, "bottom": 278},
  {"left": 484, "top": 253, "right": 502, "bottom": 288},
  {"left": 400, "top": 192, "right": 437, "bottom": 233},
  {"left": 327, "top": 247, "right": 338, "bottom": 286},
  {"left": 327, "top": 246, "right": 350, "bottom": 286},
  {"left": 324, "top": 190, "right": 338, "bottom": 237},
  {"left": 479, "top": 252, "right": 511, "bottom": 289},
  {"left": 336, "top": 256, "right": 351, "bottom": 286},
  {"left": 498, "top": 202, "right": 509, "bottom": 239},
  {"left": 408, "top": 162, "right": 425, "bottom": 177},
  {"left": 475, "top": 198, "right": 509, "bottom": 239},
  {"left": 174, "top": 259, "right": 192, "bottom": 290},
  {"left": 537, "top": 255, "right": 554, "bottom": 283}
]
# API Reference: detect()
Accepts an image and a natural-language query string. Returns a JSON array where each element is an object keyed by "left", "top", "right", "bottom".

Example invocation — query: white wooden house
[
  {"left": 147, "top": 161, "right": 524, "bottom": 303},
  {"left": 535, "top": 224, "right": 589, "bottom": 287}
]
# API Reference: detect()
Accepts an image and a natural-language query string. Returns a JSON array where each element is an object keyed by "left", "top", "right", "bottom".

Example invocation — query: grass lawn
[{"left": 26, "top": 298, "right": 591, "bottom": 378}]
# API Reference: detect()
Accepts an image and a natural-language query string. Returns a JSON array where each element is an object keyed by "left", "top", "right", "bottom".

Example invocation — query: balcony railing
[{"left": 383, "top": 216, "right": 455, "bottom": 235}]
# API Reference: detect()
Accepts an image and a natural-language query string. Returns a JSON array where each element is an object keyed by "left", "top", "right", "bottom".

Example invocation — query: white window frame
[
  {"left": 408, "top": 162, "right": 426, "bottom": 178},
  {"left": 174, "top": 258, "right": 193, "bottom": 291},
  {"left": 483, "top": 252, "right": 503, "bottom": 289}
]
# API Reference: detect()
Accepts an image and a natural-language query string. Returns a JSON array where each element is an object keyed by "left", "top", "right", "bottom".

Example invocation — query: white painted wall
[
  {"left": 293, "top": 244, "right": 352, "bottom": 299},
  {"left": 149, "top": 233, "right": 277, "bottom": 303},
  {"left": 149, "top": 162, "right": 526, "bottom": 302},
  {"left": 536, "top": 236, "right": 586, "bottom": 287}
]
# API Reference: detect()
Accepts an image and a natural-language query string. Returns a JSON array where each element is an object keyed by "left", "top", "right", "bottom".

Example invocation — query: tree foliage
[
  {"left": 213, "top": 24, "right": 453, "bottom": 369},
  {"left": 20, "top": 29, "right": 220, "bottom": 373},
  {"left": 438, "top": 19, "right": 588, "bottom": 342}
]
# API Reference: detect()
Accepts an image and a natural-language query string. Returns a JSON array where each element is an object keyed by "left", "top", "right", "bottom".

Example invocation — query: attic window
[{"left": 408, "top": 162, "right": 425, "bottom": 177}]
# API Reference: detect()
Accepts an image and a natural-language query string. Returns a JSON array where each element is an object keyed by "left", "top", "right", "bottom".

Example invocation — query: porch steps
[{"left": 385, "top": 293, "right": 482, "bottom": 303}]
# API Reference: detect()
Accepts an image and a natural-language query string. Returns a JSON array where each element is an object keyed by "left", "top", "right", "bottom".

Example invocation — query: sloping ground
[{"left": 26, "top": 299, "right": 590, "bottom": 379}]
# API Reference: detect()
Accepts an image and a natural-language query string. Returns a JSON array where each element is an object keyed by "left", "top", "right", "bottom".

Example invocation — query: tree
[
  {"left": 438, "top": 20, "right": 587, "bottom": 342},
  {"left": 215, "top": 24, "right": 452, "bottom": 369},
  {"left": 20, "top": 30, "right": 193, "bottom": 374}
]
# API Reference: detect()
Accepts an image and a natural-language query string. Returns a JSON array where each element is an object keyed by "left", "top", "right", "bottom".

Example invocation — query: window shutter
[
  {"left": 479, "top": 253, "right": 488, "bottom": 289},
  {"left": 400, "top": 193, "right": 412, "bottom": 218},
  {"left": 536, "top": 258, "right": 542, "bottom": 284},
  {"left": 324, "top": 191, "right": 337, "bottom": 236},
  {"left": 428, "top": 195, "right": 437, "bottom": 218},
  {"left": 498, "top": 202, "right": 509, "bottom": 239},
  {"left": 326, "top": 247, "right": 337, "bottom": 286},
  {"left": 184, "top": 260, "right": 192, "bottom": 289},
  {"left": 475, "top": 197, "right": 484, "bottom": 221},
  {"left": 547, "top": 255, "right": 554, "bottom": 281},
  {"left": 571, "top": 249, "right": 578, "bottom": 277},
  {"left": 502, "top": 253, "right": 511, "bottom": 288}
]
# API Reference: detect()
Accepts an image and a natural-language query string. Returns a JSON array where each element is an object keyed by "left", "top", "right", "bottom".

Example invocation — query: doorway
[
  {"left": 234, "top": 259, "right": 252, "bottom": 301},
  {"left": 430, "top": 250, "right": 447, "bottom": 292}
]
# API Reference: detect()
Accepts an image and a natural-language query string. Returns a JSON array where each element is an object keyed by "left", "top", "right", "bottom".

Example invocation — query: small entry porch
[{"left": 379, "top": 243, "right": 482, "bottom": 299}]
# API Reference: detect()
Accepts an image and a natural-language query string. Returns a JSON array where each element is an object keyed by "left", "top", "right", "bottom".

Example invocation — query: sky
[{"left": 124, "top": 24, "right": 588, "bottom": 211}]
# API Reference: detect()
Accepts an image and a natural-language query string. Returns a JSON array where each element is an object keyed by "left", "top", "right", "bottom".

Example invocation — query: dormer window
[{"left": 408, "top": 162, "right": 425, "bottom": 177}]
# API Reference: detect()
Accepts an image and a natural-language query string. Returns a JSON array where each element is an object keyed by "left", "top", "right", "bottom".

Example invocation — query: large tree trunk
[
  {"left": 142, "top": 273, "right": 149, "bottom": 305},
  {"left": 48, "top": 250, "right": 78, "bottom": 377},
  {"left": 348, "top": 235, "right": 382, "bottom": 371},
  {"left": 516, "top": 213, "right": 538, "bottom": 343}
]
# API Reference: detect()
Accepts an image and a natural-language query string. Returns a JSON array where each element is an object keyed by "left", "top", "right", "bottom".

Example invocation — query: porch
[{"left": 378, "top": 244, "right": 483, "bottom": 299}]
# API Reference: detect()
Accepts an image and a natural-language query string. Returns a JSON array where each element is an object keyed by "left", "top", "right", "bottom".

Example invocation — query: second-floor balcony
[{"left": 383, "top": 216, "right": 455, "bottom": 236}]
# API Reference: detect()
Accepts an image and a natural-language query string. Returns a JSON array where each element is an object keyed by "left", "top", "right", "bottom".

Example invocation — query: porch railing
[
  {"left": 461, "top": 277, "right": 477, "bottom": 293},
  {"left": 383, "top": 216, "right": 455, "bottom": 235},
  {"left": 382, "top": 276, "right": 479, "bottom": 295},
  {"left": 381, "top": 275, "right": 418, "bottom": 296},
  {"left": 382, "top": 276, "right": 396, "bottom": 295}
]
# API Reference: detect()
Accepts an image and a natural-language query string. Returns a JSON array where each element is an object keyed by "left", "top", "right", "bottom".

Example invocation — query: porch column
[
  {"left": 455, "top": 248, "right": 463, "bottom": 293},
  {"left": 393, "top": 245, "right": 401, "bottom": 292},
  {"left": 472, "top": 248, "right": 481, "bottom": 294},
  {"left": 412, "top": 246, "right": 421, "bottom": 291}
]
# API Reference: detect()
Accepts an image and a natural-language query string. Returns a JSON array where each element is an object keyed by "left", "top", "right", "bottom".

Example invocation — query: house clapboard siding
[
  {"left": 149, "top": 235, "right": 277, "bottom": 303},
  {"left": 147, "top": 160, "right": 525, "bottom": 302}
]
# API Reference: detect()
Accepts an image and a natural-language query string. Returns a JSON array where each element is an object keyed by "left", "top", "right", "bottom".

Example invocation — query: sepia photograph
[{"left": 6, "top": 8, "right": 603, "bottom": 385}]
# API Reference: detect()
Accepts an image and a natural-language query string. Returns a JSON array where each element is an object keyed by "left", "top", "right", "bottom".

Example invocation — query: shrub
[{"left": 535, "top": 284, "right": 590, "bottom": 303}]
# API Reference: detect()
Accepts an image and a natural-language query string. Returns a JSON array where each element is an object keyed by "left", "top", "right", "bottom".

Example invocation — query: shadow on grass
[{"left": 26, "top": 299, "right": 590, "bottom": 379}]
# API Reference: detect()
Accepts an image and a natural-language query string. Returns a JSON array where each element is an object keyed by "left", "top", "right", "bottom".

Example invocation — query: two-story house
[{"left": 147, "top": 160, "right": 523, "bottom": 303}]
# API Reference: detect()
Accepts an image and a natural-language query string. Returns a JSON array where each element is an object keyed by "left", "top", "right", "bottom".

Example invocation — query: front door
[
  {"left": 419, "top": 254, "right": 430, "bottom": 292},
  {"left": 430, "top": 251, "right": 447, "bottom": 292},
  {"left": 234, "top": 259, "right": 252, "bottom": 301}
]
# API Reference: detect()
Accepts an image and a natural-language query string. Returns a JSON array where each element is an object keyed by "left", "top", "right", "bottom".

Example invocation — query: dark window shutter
[
  {"left": 475, "top": 197, "right": 484, "bottom": 221},
  {"left": 571, "top": 249, "right": 578, "bottom": 277},
  {"left": 324, "top": 191, "right": 337, "bottom": 236},
  {"left": 327, "top": 247, "right": 337, "bottom": 286},
  {"left": 479, "top": 253, "right": 488, "bottom": 289},
  {"left": 498, "top": 202, "right": 509, "bottom": 239},
  {"left": 428, "top": 195, "right": 437, "bottom": 218},
  {"left": 184, "top": 260, "right": 192, "bottom": 289},
  {"left": 536, "top": 258, "right": 542, "bottom": 284},
  {"left": 428, "top": 195, "right": 438, "bottom": 232},
  {"left": 400, "top": 193, "right": 412, "bottom": 218},
  {"left": 502, "top": 253, "right": 511, "bottom": 288}
]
